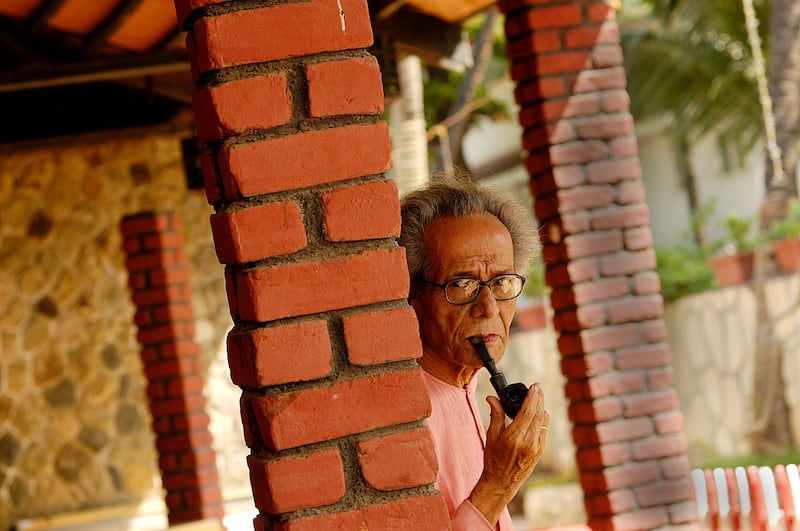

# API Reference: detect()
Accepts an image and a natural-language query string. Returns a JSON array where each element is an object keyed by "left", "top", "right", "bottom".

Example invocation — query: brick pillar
[
  {"left": 173, "top": 0, "right": 451, "bottom": 529},
  {"left": 499, "top": 1, "right": 698, "bottom": 529},
  {"left": 120, "top": 211, "right": 223, "bottom": 526}
]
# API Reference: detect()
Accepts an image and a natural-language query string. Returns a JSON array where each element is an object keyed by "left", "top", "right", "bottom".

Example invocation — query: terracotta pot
[
  {"left": 513, "top": 303, "right": 547, "bottom": 331},
  {"left": 708, "top": 252, "right": 755, "bottom": 287},
  {"left": 772, "top": 238, "right": 800, "bottom": 273}
]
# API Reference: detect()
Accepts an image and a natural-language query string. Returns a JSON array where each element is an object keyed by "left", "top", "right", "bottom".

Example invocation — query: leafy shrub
[
  {"left": 766, "top": 199, "right": 800, "bottom": 241},
  {"left": 655, "top": 246, "right": 718, "bottom": 302}
]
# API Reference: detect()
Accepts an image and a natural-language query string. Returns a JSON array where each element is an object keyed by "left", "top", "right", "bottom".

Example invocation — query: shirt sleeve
[{"left": 450, "top": 499, "right": 496, "bottom": 531}]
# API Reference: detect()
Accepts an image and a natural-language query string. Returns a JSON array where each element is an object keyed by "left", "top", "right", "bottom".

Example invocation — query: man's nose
[{"left": 471, "top": 284, "right": 500, "bottom": 317}]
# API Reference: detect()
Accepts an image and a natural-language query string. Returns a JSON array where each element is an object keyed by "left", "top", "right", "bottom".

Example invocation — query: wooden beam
[
  {"left": 0, "top": 49, "right": 190, "bottom": 93},
  {"left": 85, "top": 0, "right": 146, "bottom": 52},
  {"left": 28, "top": 0, "right": 70, "bottom": 33}
]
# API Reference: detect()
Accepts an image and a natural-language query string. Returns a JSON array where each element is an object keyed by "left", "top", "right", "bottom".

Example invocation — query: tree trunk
[{"left": 748, "top": 0, "right": 800, "bottom": 453}]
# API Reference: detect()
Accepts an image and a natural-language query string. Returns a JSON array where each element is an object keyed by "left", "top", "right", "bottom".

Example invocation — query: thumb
[{"left": 485, "top": 395, "right": 505, "bottom": 443}]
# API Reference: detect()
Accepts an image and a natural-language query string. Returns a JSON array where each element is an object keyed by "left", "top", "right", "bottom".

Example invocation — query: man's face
[{"left": 410, "top": 213, "right": 517, "bottom": 385}]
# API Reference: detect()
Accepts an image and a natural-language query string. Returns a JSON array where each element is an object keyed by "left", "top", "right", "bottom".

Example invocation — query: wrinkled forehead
[{"left": 423, "top": 214, "right": 515, "bottom": 277}]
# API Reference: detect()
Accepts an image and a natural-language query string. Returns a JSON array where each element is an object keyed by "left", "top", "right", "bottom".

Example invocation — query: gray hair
[{"left": 399, "top": 173, "right": 540, "bottom": 298}]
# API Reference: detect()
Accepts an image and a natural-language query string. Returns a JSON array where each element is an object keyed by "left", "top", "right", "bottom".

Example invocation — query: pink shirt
[{"left": 422, "top": 370, "right": 515, "bottom": 530}]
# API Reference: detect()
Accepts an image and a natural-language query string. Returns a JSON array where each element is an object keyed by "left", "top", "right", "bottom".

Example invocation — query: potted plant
[
  {"left": 708, "top": 213, "right": 756, "bottom": 287},
  {"left": 766, "top": 200, "right": 800, "bottom": 273},
  {"left": 513, "top": 264, "right": 549, "bottom": 331}
]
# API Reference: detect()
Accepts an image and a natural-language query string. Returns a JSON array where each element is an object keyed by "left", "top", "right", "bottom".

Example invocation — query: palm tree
[{"left": 621, "top": 0, "right": 799, "bottom": 453}]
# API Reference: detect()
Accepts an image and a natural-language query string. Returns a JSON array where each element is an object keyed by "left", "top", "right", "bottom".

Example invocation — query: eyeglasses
[{"left": 420, "top": 274, "right": 526, "bottom": 305}]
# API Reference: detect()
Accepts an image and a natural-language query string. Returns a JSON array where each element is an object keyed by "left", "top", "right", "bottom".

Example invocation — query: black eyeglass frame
[{"left": 419, "top": 273, "right": 526, "bottom": 305}]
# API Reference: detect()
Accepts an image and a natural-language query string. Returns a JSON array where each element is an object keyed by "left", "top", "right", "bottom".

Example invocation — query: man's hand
[{"left": 468, "top": 383, "right": 550, "bottom": 525}]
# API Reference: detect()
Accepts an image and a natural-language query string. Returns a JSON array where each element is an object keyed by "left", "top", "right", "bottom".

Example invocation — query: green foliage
[
  {"left": 766, "top": 200, "right": 800, "bottom": 241},
  {"left": 522, "top": 262, "right": 548, "bottom": 298},
  {"left": 716, "top": 212, "right": 757, "bottom": 253},
  {"left": 692, "top": 446, "right": 800, "bottom": 470},
  {"left": 655, "top": 246, "right": 717, "bottom": 302}
]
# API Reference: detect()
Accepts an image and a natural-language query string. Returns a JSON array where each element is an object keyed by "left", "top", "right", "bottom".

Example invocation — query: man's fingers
[{"left": 485, "top": 395, "right": 505, "bottom": 443}]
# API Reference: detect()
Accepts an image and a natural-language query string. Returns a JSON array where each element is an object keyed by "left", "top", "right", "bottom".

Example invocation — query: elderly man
[{"left": 399, "top": 175, "right": 550, "bottom": 530}]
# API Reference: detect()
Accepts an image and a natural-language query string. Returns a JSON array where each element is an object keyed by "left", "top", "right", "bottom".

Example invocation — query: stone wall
[{"left": 0, "top": 134, "right": 240, "bottom": 528}]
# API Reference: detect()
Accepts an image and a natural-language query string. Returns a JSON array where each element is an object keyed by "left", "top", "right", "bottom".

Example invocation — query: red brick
[
  {"left": 342, "top": 307, "right": 422, "bottom": 365},
  {"left": 618, "top": 179, "right": 647, "bottom": 204},
  {"left": 655, "top": 410, "right": 685, "bottom": 434},
  {"left": 153, "top": 303, "right": 195, "bottom": 324},
  {"left": 144, "top": 357, "right": 201, "bottom": 381},
  {"left": 561, "top": 351, "right": 615, "bottom": 379},
  {"left": 137, "top": 323, "right": 195, "bottom": 345},
  {"left": 587, "top": 158, "right": 642, "bottom": 183},
  {"left": 573, "top": 66, "right": 628, "bottom": 93},
  {"left": 589, "top": 2, "right": 616, "bottom": 23},
  {"left": 600, "top": 249, "right": 657, "bottom": 276},
  {"left": 274, "top": 495, "right": 451, "bottom": 531},
  {"left": 249, "top": 368, "right": 431, "bottom": 450},
  {"left": 509, "top": 5, "right": 582, "bottom": 35},
  {"left": 585, "top": 488, "right": 636, "bottom": 514},
  {"left": 235, "top": 247, "right": 409, "bottom": 321},
  {"left": 506, "top": 30, "right": 562, "bottom": 59},
  {"left": 143, "top": 232, "right": 184, "bottom": 252},
  {"left": 641, "top": 319, "right": 667, "bottom": 342},
  {"left": 583, "top": 323, "right": 640, "bottom": 352},
  {"left": 148, "top": 268, "right": 191, "bottom": 288},
  {"left": 670, "top": 500, "right": 701, "bottom": 524},
  {"left": 587, "top": 370, "right": 646, "bottom": 398},
  {"left": 616, "top": 343, "right": 673, "bottom": 370},
  {"left": 661, "top": 454, "right": 692, "bottom": 479},
  {"left": 127, "top": 251, "right": 188, "bottom": 274},
  {"left": 538, "top": 95, "right": 602, "bottom": 122},
  {"left": 546, "top": 258, "right": 598, "bottom": 286},
  {"left": 219, "top": 122, "right": 391, "bottom": 198},
  {"left": 227, "top": 320, "right": 332, "bottom": 387},
  {"left": 607, "top": 295, "right": 663, "bottom": 324},
  {"left": 201, "top": 151, "right": 222, "bottom": 205},
  {"left": 648, "top": 367, "right": 675, "bottom": 389},
  {"left": 623, "top": 390, "right": 679, "bottom": 418},
  {"left": 178, "top": 448, "right": 218, "bottom": 469},
  {"left": 172, "top": 411, "right": 212, "bottom": 432},
  {"left": 511, "top": 50, "right": 591, "bottom": 80},
  {"left": 635, "top": 477, "right": 692, "bottom": 507},
  {"left": 357, "top": 428, "right": 438, "bottom": 490},
  {"left": 604, "top": 460, "right": 662, "bottom": 490},
  {"left": 167, "top": 376, "right": 207, "bottom": 397},
  {"left": 121, "top": 213, "right": 173, "bottom": 236},
  {"left": 514, "top": 77, "right": 567, "bottom": 104},
  {"left": 307, "top": 56, "right": 384, "bottom": 117},
  {"left": 573, "top": 276, "right": 630, "bottom": 304},
  {"left": 174, "top": 0, "right": 225, "bottom": 28},
  {"left": 603, "top": 90, "right": 632, "bottom": 114},
  {"left": 134, "top": 308, "right": 153, "bottom": 327},
  {"left": 122, "top": 236, "right": 141, "bottom": 254},
  {"left": 556, "top": 303, "right": 605, "bottom": 331},
  {"left": 625, "top": 226, "right": 653, "bottom": 251},
  {"left": 190, "top": 0, "right": 374, "bottom": 73},
  {"left": 633, "top": 271, "right": 662, "bottom": 294},
  {"left": 576, "top": 114, "right": 634, "bottom": 140},
  {"left": 596, "top": 416, "right": 653, "bottom": 444},
  {"left": 565, "top": 22, "right": 620, "bottom": 49},
  {"left": 322, "top": 179, "right": 400, "bottom": 242},
  {"left": 631, "top": 433, "right": 687, "bottom": 461},
  {"left": 593, "top": 44, "right": 624, "bottom": 68},
  {"left": 193, "top": 73, "right": 292, "bottom": 143},
  {"left": 576, "top": 444, "right": 630, "bottom": 469},
  {"left": 249, "top": 449, "right": 345, "bottom": 514},
  {"left": 560, "top": 211, "right": 592, "bottom": 234},
  {"left": 150, "top": 396, "right": 207, "bottom": 418},
  {"left": 557, "top": 184, "right": 615, "bottom": 212},
  {"left": 156, "top": 431, "right": 213, "bottom": 454},
  {"left": 570, "top": 397, "right": 622, "bottom": 423},
  {"left": 612, "top": 507, "right": 669, "bottom": 531},
  {"left": 184, "top": 486, "right": 223, "bottom": 509},
  {"left": 590, "top": 204, "right": 651, "bottom": 231},
  {"left": 210, "top": 201, "right": 307, "bottom": 264},
  {"left": 564, "top": 230, "right": 623, "bottom": 260},
  {"left": 609, "top": 135, "right": 638, "bottom": 160}
]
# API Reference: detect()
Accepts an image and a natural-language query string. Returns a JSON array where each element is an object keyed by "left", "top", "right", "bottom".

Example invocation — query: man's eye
[{"left": 449, "top": 279, "right": 475, "bottom": 290}]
